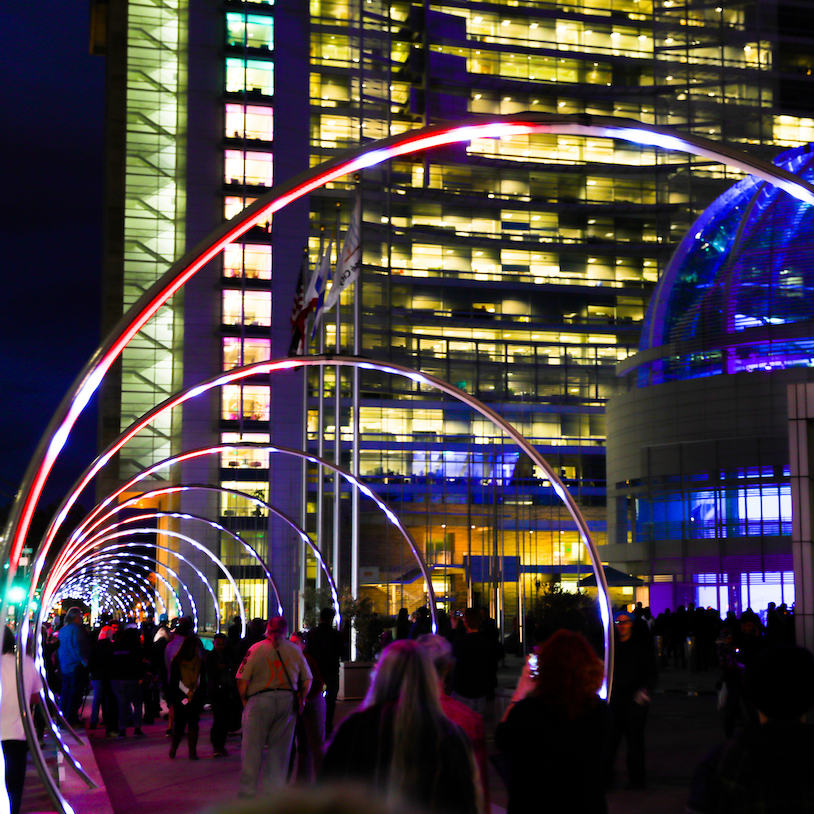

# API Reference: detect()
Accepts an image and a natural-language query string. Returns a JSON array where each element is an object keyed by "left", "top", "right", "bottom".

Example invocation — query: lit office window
[
  {"left": 226, "top": 58, "right": 274, "bottom": 95},
  {"left": 223, "top": 337, "right": 271, "bottom": 370},
  {"left": 225, "top": 104, "right": 273, "bottom": 141},
  {"left": 220, "top": 481, "right": 269, "bottom": 515},
  {"left": 222, "top": 385, "right": 270, "bottom": 421},
  {"left": 222, "top": 290, "right": 272, "bottom": 326},
  {"left": 223, "top": 244, "right": 271, "bottom": 279},
  {"left": 224, "top": 150, "right": 273, "bottom": 186},
  {"left": 221, "top": 432, "right": 271, "bottom": 469},
  {"left": 226, "top": 13, "right": 274, "bottom": 50}
]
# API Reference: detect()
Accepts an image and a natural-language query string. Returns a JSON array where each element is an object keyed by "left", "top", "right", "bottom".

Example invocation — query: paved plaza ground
[{"left": 20, "top": 658, "right": 725, "bottom": 814}]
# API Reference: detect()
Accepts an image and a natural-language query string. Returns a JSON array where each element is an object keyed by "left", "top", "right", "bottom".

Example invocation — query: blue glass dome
[{"left": 636, "top": 143, "right": 814, "bottom": 385}]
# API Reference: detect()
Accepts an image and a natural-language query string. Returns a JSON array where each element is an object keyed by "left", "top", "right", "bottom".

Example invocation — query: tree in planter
[
  {"left": 530, "top": 581, "right": 604, "bottom": 655},
  {"left": 341, "top": 591, "right": 386, "bottom": 662},
  {"left": 300, "top": 586, "right": 335, "bottom": 631}
]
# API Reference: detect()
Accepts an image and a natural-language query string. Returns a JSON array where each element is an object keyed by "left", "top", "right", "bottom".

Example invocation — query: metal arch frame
[
  {"left": 77, "top": 511, "right": 283, "bottom": 619},
  {"left": 79, "top": 554, "right": 185, "bottom": 620},
  {"left": 48, "top": 535, "right": 235, "bottom": 635},
  {"left": 7, "top": 113, "right": 814, "bottom": 594},
  {"left": 39, "top": 353, "right": 614, "bottom": 675},
  {"left": 7, "top": 113, "right": 812, "bottom": 814},
  {"left": 46, "top": 445, "right": 433, "bottom": 630},
  {"left": 51, "top": 542, "right": 203, "bottom": 635},
  {"left": 89, "top": 491, "right": 330, "bottom": 622},
  {"left": 59, "top": 556, "right": 179, "bottom": 620},
  {"left": 55, "top": 570, "right": 158, "bottom": 616},
  {"left": 69, "top": 498, "right": 287, "bottom": 618}
]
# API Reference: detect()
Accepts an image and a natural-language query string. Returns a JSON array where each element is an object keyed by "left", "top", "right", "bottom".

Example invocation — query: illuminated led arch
[
  {"left": 9, "top": 114, "right": 814, "bottom": 591},
  {"left": 54, "top": 541, "right": 205, "bottom": 632},
  {"left": 84, "top": 490, "right": 332, "bottom": 622},
  {"left": 46, "top": 534, "right": 240, "bottom": 635},
  {"left": 61, "top": 553, "right": 188, "bottom": 623},
  {"left": 76, "top": 509, "right": 284, "bottom": 618},
  {"left": 56, "top": 568, "right": 162, "bottom": 617},
  {"left": 45, "top": 445, "right": 433, "bottom": 628},
  {"left": 8, "top": 114, "right": 814, "bottom": 814}
]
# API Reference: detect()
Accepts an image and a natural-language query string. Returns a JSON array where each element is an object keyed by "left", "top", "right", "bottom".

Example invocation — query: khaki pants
[{"left": 239, "top": 691, "right": 297, "bottom": 798}]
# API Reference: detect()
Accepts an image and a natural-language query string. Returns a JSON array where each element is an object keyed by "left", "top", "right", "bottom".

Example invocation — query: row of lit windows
[{"left": 226, "top": 13, "right": 274, "bottom": 50}]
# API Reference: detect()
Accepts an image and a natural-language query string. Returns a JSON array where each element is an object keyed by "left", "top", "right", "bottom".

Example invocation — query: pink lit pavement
[{"left": 21, "top": 658, "right": 723, "bottom": 814}]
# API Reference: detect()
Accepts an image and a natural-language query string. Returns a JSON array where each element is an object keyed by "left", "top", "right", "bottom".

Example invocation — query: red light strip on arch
[{"left": 9, "top": 113, "right": 814, "bottom": 581}]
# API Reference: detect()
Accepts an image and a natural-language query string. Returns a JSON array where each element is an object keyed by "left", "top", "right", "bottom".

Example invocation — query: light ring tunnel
[
  {"left": 55, "top": 567, "right": 165, "bottom": 619},
  {"left": 45, "top": 533, "right": 243, "bottom": 636},
  {"left": 6, "top": 113, "right": 814, "bottom": 596},
  {"left": 46, "top": 445, "right": 433, "bottom": 631},
  {"left": 76, "top": 509, "right": 283, "bottom": 621},
  {"left": 58, "top": 552, "right": 193, "bottom": 626},
  {"left": 7, "top": 114, "right": 814, "bottom": 814}
]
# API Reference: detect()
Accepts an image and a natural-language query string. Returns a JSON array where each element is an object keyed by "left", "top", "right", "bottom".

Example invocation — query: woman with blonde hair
[
  {"left": 320, "top": 639, "right": 481, "bottom": 814},
  {"left": 496, "top": 629, "right": 609, "bottom": 814}
]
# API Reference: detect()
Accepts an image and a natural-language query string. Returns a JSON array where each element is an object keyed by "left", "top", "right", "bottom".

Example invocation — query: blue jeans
[
  {"left": 59, "top": 667, "right": 87, "bottom": 724},
  {"left": 111, "top": 679, "right": 143, "bottom": 732}
]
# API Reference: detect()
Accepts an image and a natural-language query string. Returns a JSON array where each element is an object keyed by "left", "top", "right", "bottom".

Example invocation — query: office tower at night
[{"left": 94, "top": 0, "right": 814, "bottom": 634}]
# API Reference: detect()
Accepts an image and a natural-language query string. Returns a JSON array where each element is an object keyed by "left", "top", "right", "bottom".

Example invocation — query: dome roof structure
[{"left": 634, "top": 143, "right": 814, "bottom": 386}]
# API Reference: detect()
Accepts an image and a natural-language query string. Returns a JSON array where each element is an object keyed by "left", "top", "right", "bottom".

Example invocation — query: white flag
[
  {"left": 323, "top": 197, "right": 361, "bottom": 312},
  {"left": 310, "top": 238, "right": 333, "bottom": 338}
]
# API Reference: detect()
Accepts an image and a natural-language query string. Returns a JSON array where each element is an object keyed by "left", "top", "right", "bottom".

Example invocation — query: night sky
[{"left": 0, "top": 6, "right": 104, "bottom": 507}]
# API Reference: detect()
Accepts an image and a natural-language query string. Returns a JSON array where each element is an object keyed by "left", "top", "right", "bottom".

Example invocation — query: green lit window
[
  {"left": 226, "top": 58, "right": 274, "bottom": 95},
  {"left": 226, "top": 13, "right": 274, "bottom": 50}
]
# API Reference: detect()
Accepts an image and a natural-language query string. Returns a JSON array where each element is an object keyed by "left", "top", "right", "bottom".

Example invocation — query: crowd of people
[{"left": 4, "top": 597, "right": 813, "bottom": 814}]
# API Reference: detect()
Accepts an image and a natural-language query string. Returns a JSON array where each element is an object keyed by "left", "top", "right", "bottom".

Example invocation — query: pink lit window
[
  {"left": 225, "top": 150, "right": 273, "bottom": 187},
  {"left": 223, "top": 244, "right": 271, "bottom": 279},
  {"left": 225, "top": 104, "right": 273, "bottom": 141}
]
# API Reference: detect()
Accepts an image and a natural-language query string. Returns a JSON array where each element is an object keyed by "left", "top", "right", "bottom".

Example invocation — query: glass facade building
[
  {"left": 607, "top": 144, "right": 814, "bottom": 615},
  {"left": 95, "top": 0, "right": 814, "bottom": 636}
]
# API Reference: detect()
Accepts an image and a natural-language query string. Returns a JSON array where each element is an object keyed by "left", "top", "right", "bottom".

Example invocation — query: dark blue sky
[{"left": 0, "top": 6, "right": 104, "bottom": 506}]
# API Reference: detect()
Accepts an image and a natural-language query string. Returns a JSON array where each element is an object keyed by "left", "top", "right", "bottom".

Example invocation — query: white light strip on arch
[
  {"left": 71, "top": 486, "right": 334, "bottom": 624},
  {"left": 46, "top": 445, "right": 432, "bottom": 630},
  {"left": 73, "top": 504, "right": 284, "bottom": 617}
]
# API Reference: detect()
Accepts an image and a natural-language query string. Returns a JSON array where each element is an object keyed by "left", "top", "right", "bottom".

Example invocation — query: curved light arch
[
  {"left": 8, "top": 113, "right": 814, "bottom": 588},
  {"left": 69, "top": 486, "right": 334, "bottom": 624},
  {"left": 55, "top": 574, "right": 152, "bottom": 621},
  {"left": 53, "top": 541, "right": 205, "bottom": 633},
  {"left": 45, "top": 445, "right": 433, "bottom": 630},
  {"left": 10, "top": 113, "right": 812, "bottom": 814},
  {"left": 48, "top": 534, "right": 234, "bottom": 635},
  {"left": 64, "top": 554, "right": 184, "bottom": 621},
  {"left": 77, "top": 510, "right": 283, "bottom": 618}
]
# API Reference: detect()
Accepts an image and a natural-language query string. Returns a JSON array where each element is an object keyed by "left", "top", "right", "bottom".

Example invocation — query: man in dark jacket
[{"left": 305, "top": 607, "right": 344, "bottom": 736}]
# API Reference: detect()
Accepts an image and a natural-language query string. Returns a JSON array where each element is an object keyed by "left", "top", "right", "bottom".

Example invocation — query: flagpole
[
  {"left": 316, "top": 231, "right": 326, "bottom": 593},
  {"left": 333, "top": 203, "right": 342, "bottom": 596},
  {"left": 351, "top": 178, "right": 361, "bottom": 614}
]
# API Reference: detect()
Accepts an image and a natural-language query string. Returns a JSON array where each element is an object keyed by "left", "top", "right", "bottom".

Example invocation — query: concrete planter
[{"left": 338, "top": 661, "right": 374, "bottom": 700}]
